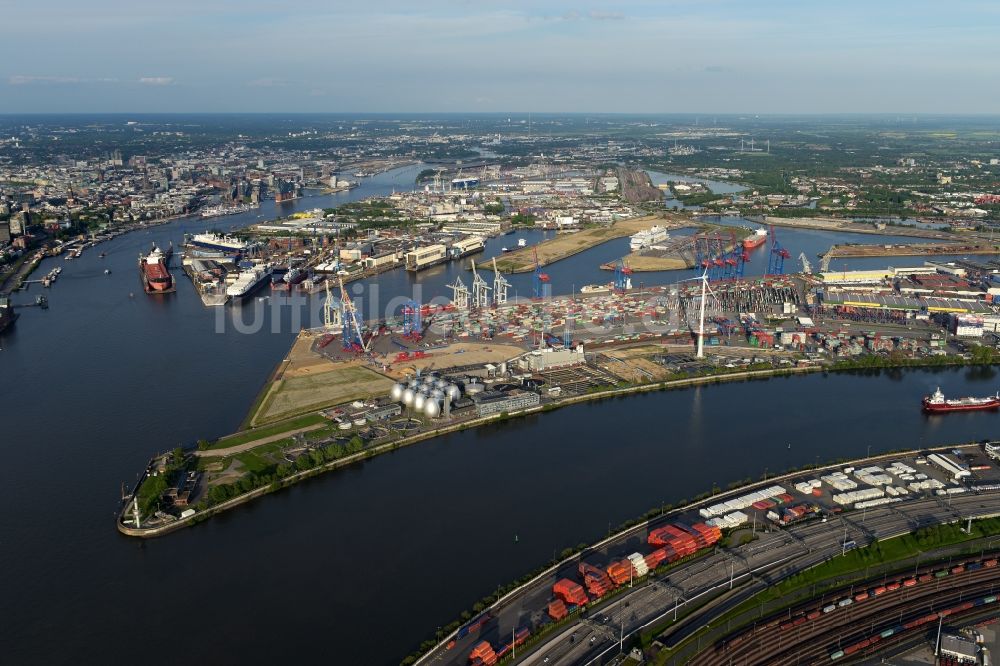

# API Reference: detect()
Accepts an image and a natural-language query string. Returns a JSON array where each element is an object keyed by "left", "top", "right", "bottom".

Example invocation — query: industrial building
[
  {"left": 405, "top": 244, "right": 448, "bottom": 271},
  {"left": 521, "top": 346, "right": 586, "bottom": 372},
  {"left": 473, "top": 389, "right": 540, "bottom": 417},
  {"left": 366, "top": 403, "right": 403, "bottom": 422}
]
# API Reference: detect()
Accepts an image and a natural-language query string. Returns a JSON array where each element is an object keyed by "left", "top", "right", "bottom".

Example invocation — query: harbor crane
[
  {"left": 401, "top": 300, "right": 422, "bottom": 339},
  {"left": 766, "top": 225, "right": 791, "bottom": 275},
  {"left": 613, "top": 259, "right": 633, "bottom": 292},
  {"left": 338, "top": 275, "right": 368, "bottom": 352},
  {"left": 492, "top": 257, "right": 510, "bottom": 305},
  {"left": 448, "top": 275, "right": 470, "bottom": 310},
  {"left": 799, "top": 252, "right": 813, "bottom": 274},
  {"left": 323, "top": 280, "right": 342, "bottom": 330},
  {"left": 470, "top": 259, "right": 492, "bottom": 309}
]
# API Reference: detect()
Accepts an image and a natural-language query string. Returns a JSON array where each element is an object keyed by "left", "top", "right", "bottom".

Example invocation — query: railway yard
[{"left": 419, "top": 444, "right": 1000, "bottom": 666}]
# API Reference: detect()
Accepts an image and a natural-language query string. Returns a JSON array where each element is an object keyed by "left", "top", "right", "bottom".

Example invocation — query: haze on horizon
[{"left": 3, "top": 0, "right": 999, "bottom": 115}]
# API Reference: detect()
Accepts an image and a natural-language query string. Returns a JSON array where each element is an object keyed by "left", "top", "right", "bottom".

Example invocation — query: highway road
[
  {"left": 524, "top": 493, "right": 1000, "bottom": 666},
  {"left": 416, "top": 446, "right": 1000, "bottom": 666}
]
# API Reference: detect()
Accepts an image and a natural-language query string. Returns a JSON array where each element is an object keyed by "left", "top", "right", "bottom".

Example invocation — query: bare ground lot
[{"left": 492, "top": 214, "right": 688, "bottom": 273}]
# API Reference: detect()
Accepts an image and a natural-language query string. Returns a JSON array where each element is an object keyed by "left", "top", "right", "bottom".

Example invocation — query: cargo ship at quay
[
  {"left": 742, "top": 227, "right": 768, "bottom": 249},
  {"left": 138, "top": 244, "right": 175, "bottom": 294},
  {"left": 923, "top": 387, "right": 1000, "bottom": 413}
]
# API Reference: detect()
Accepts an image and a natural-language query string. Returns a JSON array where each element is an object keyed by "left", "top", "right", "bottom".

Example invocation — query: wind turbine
[{"left": 679, "top": 269, "right": 718, "bottom": 359}]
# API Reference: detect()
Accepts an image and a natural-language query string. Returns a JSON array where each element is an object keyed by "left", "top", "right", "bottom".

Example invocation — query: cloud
[
  {"left": 589, "top": 11, "right": 625, "bottom": 21},
  {"left": 247, "top": 78, "right": 291, "bottom": 88},
  {"left": 9, "top": 75, "right": 117, "bottom": 85},
  {"left": 138, "top": 76, "right": 174, "bottom": 85}
]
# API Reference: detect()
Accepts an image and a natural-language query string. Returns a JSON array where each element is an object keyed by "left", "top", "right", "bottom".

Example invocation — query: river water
[{"left": 3, "top": 165, "right": 998, "bottom": 665}]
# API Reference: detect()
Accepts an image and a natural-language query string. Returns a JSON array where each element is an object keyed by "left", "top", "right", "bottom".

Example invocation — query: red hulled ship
[
  {"left": 922, "top": 387, "right": 1000, "bottom": 413},
  {"left": 139, "top": 244, "right": 175, "bottom": 294},
  {"left": 743, "top": 227, "right": 768, "bottom": 250}
]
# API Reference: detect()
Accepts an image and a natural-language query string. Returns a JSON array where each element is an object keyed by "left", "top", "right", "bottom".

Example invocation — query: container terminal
[{"left": 120, "top": 241, "right": 1000, "bottom": 536}]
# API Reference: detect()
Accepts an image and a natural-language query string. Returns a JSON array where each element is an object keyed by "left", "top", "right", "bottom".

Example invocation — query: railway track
[{"left": 697, "top": 554, "right": 1000, "bottom": 665}]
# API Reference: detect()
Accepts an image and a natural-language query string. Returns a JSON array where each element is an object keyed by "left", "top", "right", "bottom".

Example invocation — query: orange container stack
[
  {"left": 578, "top": 562, "right": 615, "bottom": 598},
  {"left": 606, "top": 559, "right": 633, "bottom": 585},
  {"left": 647, "top": 522, "right": 721, "bottom": 562},
  {"left": 468, "top": 640, "right": 497, "bottom": 666},
  {"left": 643, "top": 547, "right": 669, "bottom": 570},
  {"left": 548, "top": 599, "right": 568, "bottom": 621},
  {"left": 552, "top": 578, "right": 589, "bottom": 607}
]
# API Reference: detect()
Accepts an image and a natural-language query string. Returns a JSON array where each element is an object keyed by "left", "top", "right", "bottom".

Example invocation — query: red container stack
[
  {"left": 468, "top": 640, "right": 497, "bottom": 666},
  {"left": 578, "top": 563, "right": 615, "bottom": 598},
  {"left": 606, "top": 560, "right": 633, "bottom": 585},
  {"left": 647, "top": 522, "right": 721, "bottom": 563},
  {"left": 548, "top": 599, "right": 568, "bottom": 621},
  {"left": 553, "top": 578, "right": 589, "bottom": 606}
]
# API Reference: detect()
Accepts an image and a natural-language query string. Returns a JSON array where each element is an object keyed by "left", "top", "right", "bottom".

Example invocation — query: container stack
[
  {"left": 578, "top": 562, "right": 614, "bottom": 598},
  {"left": 606, "top": 559, "right": 634, "bottom": 585},
  {"left": 552, "top": 578, "right": 589, "bottom": 607},
  {"left": 547, "top": 599, "right": 568, "bottom": 621},
  {"left": 832, "top": 487, "right": 884, "bottom": 506},
  {"left": 628, "top": 553, "right": 650, "bottom": 576},
  {"left": 643, "top": 548, "right": 669, "bottom": 569},
  {"left": 647, "top": 522, "right": 722, "bottom": 562},
  {"left": 468, "top": 640, "right": 497, "bottom": 666}
]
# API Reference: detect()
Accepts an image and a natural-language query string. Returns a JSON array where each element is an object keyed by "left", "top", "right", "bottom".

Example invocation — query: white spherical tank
[
  {"left": 435, "top": 378, "right": 448, "bottom": 390},
  {"left": 430, "top": 388, "right": 445, "bottom": 400},
  {"left": 402, "top": 388, "right": 416, "bottom": 407},
  {"left": 390, "top": 383, "right": 405, "bottom": 402},
  {"left": 424, "top": 399, "right": 441, "bottom": 418},
  {"left": 413, "top": 392, "right": 427, "bottom": 411},
  {"left": 445, "top": 384, "right": 461, "bottom": 402}
]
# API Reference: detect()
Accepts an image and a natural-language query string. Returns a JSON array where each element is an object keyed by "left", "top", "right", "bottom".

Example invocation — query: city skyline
[{"left": 3, "top": 0, "right": 1000, "bottom": 114}]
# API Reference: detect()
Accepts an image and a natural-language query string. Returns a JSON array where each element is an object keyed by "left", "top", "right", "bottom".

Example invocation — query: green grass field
[{"left": 252, "top": 365, "right": 393, "bottom": 426}]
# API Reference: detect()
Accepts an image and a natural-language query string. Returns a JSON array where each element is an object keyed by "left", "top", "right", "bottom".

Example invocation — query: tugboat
[
  {"left": 922, "top": 387, "right": 1000, "bottom": 413},
  {"left": 139, "top": 244, "right": 175, "bottom": 294}
]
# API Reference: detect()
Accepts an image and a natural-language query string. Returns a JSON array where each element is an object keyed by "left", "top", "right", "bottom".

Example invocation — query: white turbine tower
[{"left": 680, "top": 269, "right": 718, "bottom": 359}]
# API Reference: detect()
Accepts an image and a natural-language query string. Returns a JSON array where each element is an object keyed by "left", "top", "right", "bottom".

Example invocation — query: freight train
[{"left": 715, "top": 555, "right": 999, "bottom": 662}]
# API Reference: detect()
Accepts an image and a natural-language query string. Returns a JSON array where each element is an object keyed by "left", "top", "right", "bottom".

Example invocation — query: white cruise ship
[
  {"left": 190, "top": 232, "right": 251, "bottom": 254},
  {"left": 629, "top": 225, "right": 670, "bottom": 251},
  {"left": 226, "top": 264, "right": 273, "bottom": 298}
]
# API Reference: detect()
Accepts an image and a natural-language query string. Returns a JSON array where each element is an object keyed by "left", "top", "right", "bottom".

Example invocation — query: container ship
[
  {"left": 922, "top": 387, "right": 1000, "bottom": 413},
  {"left": 743, "top": 227, "right": 768, "bottom": 249},
  {"left": 226, "top": 264, "right": 272, "bottom": 299},
  {"left": 139, "top": 244, "right": 175, "bottom": 294}
]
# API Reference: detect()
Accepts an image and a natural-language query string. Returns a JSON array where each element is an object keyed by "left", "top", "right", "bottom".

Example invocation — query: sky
[{"left": 2, "top": 0, "right": 999, "bottom": 114}]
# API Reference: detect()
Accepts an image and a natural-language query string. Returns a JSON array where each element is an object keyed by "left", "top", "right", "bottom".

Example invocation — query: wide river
[{"left": 2, "top": 165, "right": 997, "bottom": 664}]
